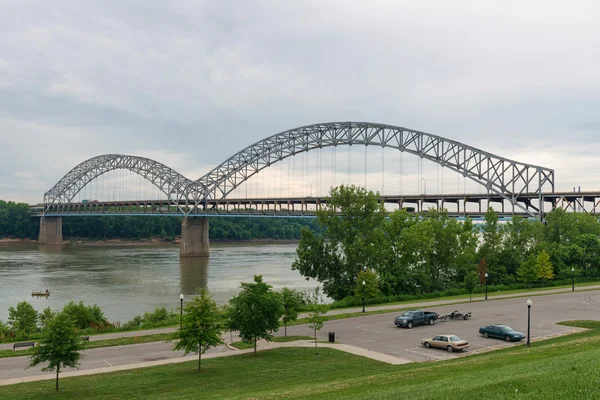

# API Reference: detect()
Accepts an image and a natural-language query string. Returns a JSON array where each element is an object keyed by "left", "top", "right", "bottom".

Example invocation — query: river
[{"left": 0, "top": 243, "right": 321, "bottom": 323}]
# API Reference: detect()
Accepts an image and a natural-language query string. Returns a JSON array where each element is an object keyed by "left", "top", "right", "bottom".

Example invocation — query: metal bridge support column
[
  {"left": 38, "top": 216, "right": 63, "bottom": 245},
  {"left": 180, "top": 217, "right": 210, "bottom": 257}
]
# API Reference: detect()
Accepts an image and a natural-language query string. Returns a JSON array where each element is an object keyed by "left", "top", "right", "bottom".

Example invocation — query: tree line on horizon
[{"left": 0, "top": 199, "right": 323, "bottom": 241}]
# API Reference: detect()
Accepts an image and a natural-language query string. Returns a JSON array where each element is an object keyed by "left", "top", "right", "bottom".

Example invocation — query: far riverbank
[{"left": 0, "top": 237, "right": 300, "bottom": 247}]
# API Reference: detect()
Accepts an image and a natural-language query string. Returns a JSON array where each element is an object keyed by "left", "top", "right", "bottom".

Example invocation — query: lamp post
[
  {"left": 361, "top": 280, "right": 366, "bottom": 313},
  {"left": 526, "top": 298, "right": 532, "bottom": 347},
  {"left": 179, "top": 293, "right": 184, "bottom": 330},
  {"left": 308, "top": 183, "right": 312, "bottom": 197},
  {"left": 484, "top": 273, "right": 488, "bottom": 300},
  {"left": 571, "top": 267, "right": 575, "bottom": 291}
]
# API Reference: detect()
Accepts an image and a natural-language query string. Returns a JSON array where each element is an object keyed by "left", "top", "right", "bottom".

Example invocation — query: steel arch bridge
[{"left": 43, "top": 122, "right": 555, "bottom": 217}]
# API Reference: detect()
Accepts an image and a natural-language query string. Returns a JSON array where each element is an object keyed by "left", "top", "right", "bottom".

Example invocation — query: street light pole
[
  {"left": 526, "top": 298, "right": 532, "bottom": 347},
  {"left": 362, "top": 280, "right": 366, "bottom": 313},
  {"left": 572, "top": 267, "right": 575, "bottom": 291},
  {"left": 484, "top": 272, "right": 488, "bottom": 300},
  {"left": 179, "top": 293, "right": 184, "bottom": 330}
]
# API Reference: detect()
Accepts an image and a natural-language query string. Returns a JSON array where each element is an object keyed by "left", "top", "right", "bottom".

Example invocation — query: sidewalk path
[{"left": 2, "top": 284, "right": 599, "bottom": 352}]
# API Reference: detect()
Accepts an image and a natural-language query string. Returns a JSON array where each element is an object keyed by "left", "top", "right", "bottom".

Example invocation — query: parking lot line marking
[
  {"left": 356, "top": 325, "right": 398, "bottom": 334},
  {"left": 404, "top": 347, "right": 448, "bottom": 360},
  {"left": 104, "top": 360, "right": 113, "bottom": 367}
]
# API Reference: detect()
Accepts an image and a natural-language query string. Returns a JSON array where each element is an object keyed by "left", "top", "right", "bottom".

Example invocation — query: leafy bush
[
  {"left": 0, "top": 320, "right": 12, "bottom": 341},
  {"left": 62, "top": 301, "right": 107, "bottom": 331},
  {"left": 38, "top": 307, "right": 57, "bottom": 330},
  {"left": 142, "top": 307, "right": 173, "bottom": 325}
]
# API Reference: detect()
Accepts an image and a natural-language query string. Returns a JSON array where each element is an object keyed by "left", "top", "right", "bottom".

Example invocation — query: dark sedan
[{"left": 479, "top": 325, "right": 526, "bottom": 342}]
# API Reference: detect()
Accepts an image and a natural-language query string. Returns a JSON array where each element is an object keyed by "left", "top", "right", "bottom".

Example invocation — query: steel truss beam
[
  {"left": 43, "top": 122, "right": 555, "bottom": 218},
  {"left": 43, "top": 155, "right": 200, "bottom": 214}
]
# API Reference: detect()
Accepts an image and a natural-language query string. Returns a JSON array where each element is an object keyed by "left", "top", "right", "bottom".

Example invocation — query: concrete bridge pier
[
  {"left": 38, "top": 216, "right": 63, "bottom": 245},
  {"left": 180, "top": 217, "right": 210, "bottom": 257}
]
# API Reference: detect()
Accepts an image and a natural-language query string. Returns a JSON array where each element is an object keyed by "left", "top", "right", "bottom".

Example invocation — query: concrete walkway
[{"left": 2, "top": 284, "right": 598, "bottom": 352}]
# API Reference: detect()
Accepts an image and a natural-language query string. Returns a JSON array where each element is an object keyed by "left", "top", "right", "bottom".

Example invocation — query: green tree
[
  {"left": 8, "top": 301, "right": 38, "bottom": 336},
  {"left": 517, "top": 256, "right": 539, "bottom": 288},
  {"left": 354, "top": 269, "right": 380, "bottom": 301},
  {"left": 28, "top": 312, "right": 83, "bottom": 392},
  {"left": 229, "top": 275, "right": 284, "bottom": 353},
  {"left": 292, "top": 185, "right": 386, "bottom": 300},
  {"left": 478, "top": 208, "right": 504, "bottom": 284},
  {"left": 221, "top": 304, "right": 236, "bottom": 344},
  {"left": 38, "top": 307, "right": 57, "bottom": 330},
  {"left": 456, "top": 218, "right": 478, "bottom": 281},
  {"left": 537, "top": 250, "right": 554, "bottom": 286},
  {"left": 379, "top": 209, "right": 418, "bottom": 295},
  {"left": 280, "top": 288, "right": 303, "bottom": 337},
  {"left": 307, "top": 306, "right": 327, "bottom": 353},
  {"left": 463, "top": 270, "right": 479, "bottom": 301},
  {"left": 173, "top": 289, "right": 224, "bottom": 372}
]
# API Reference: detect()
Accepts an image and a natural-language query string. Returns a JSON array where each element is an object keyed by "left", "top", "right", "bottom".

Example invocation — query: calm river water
[{"left": 0, "top": 243, "right": 319, "bottom": 323}]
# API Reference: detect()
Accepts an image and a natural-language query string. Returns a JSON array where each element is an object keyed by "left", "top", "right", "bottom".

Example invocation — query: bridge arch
[
  {"left": 43, "top": 154, "right": 200, "bottom": 212},
  {"left": 196, "top": 122, "right": 554, "bottom": 216},
  {"left": 44, "top": 122, "right": 555, "bottom": 218}
]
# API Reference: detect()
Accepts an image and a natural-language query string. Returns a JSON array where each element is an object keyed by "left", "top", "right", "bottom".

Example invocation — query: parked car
[
  {"left": 421, "top": 335, "right": 470, "bottom": 352},
  {"left": 394, "top": 310, "right": 439, "bottom": 329},
  {"left": 479, "top": 325, "right": 526, "bottom": 342}
]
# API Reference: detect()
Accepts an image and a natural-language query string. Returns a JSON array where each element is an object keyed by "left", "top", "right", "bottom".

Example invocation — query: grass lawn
[
  {"left": 2, "top": 321, "right": 600, "bottom": 400},
  {"left": 0, "top": 333, "right": 175, "bottom": 359}
]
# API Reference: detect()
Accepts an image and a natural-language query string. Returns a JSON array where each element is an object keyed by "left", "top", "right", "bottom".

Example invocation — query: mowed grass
[{"left": 2, "top": 321, "right": 600, "bottom": 400}]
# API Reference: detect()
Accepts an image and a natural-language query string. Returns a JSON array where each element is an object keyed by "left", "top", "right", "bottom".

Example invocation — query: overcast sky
[{"left": 1, "top": 0, "right": 599, "bottom": 203}]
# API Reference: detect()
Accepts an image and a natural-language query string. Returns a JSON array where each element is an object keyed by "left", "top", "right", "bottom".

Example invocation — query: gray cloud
[{"left": 1, "top": 0, "right": 600, "bottom": 203}]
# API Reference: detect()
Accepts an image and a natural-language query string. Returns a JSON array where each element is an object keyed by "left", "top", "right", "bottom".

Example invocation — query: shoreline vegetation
[
  {"left": 3, "top": 280, "right": 599, "bottom": 346},
  {"left": 0, "top": 237, "right": 301, "bottom": 246},
  {"left": 0, "top": 199, "right": 324, "bottom": 243}
]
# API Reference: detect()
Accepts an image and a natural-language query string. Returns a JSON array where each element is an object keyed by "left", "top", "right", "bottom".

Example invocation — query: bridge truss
[{"left": 43, "top": 122, "right": 555, "bottom": 218}]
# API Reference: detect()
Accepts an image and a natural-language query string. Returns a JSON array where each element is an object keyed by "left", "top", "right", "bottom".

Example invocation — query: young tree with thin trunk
[
  {"left": 221, "top": 304, "right": 235, "bottom": 344},
  {"left": 28, "top": 312, "right": 83, "bottom": 392},
  {"left": 280, "top": 288, "right": 303, "bottom": 337},
  {"left": 517, "top": 255, "right": 539, "bottom": 288},
  {"left": 536, "top": 250, "right": 554, "bottom": 287},
  {"left": 173, "top": 289, "right": 224, "bottom": 372},
  {"left": 229, "top": 275, "right": 284, "bottom": 354},
  {"left": 463, "top": 270, "right": 479, "bottom": 301},
  {"left": 308, "top": 306, "right": 327, "bottom": 353}
]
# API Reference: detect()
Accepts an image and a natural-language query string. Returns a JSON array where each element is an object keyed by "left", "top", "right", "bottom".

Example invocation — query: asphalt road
[
  {"left": 0, "top": 340, "right": 232, "bottom": 380},
  {"left": 284, "top": 289, "right": 600, "bottom": 362},
  {"left": 2, "top": 289, "right": 599, "bottom": 380}
]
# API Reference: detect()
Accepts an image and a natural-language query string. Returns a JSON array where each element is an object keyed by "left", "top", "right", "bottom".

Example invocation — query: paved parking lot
[{"left": 285, "top": 290, "right": 600, "bottom": 362}]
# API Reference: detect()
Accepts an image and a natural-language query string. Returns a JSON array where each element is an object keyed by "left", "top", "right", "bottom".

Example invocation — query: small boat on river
[{"left": 32, "top": 290, "right": 50, "bottom": 297}]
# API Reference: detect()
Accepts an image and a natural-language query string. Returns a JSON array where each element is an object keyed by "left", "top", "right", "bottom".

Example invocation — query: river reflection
[
  {"left": 180, "top": 257, "right": 209, "bottom": 295},
  {"left": 0, "top": 243, "right": 318, "bottom": 322}
]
